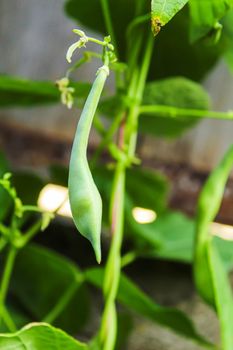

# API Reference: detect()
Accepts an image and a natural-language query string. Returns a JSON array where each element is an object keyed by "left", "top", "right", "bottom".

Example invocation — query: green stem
[
  {"left": 0, "top": 247, "right": 17, "bottom": 325},
  {"left": 93, "top": 114, "right": 106, "bottom": 136},
  {"left": 126, "top": 13, "right": 150, "bottom": 39},
  {"left": 100, "top": 0, "right": 124, "bottom": 89},
  {"left": 91, "top": 111, "right": 125, "bottom": 167},
  {"left": 126, "top": 34, "right": 154, "bottom": 158},
  {"left": 126, "top": 1, "right": 146, "bottom": 81},
  {"left": 127, "top": 35, "right": 143, "bottom": 82},
  {"left": 92, "top": 70, "right": 140, "bottom": 167},
  {"left": 22, "top": 205, "right": 45, "bottom": 214},
  {"left": 1, "top": 305, "right": 17, "bottom": 332},
  {"left": 88, "top": 37, "right": 112, "bottom": 49},
  {"left": 135, "top": 36, "right": 154, "bottom": 100},
  {"left": 43, "top": 282, "right": 80, "bottom": 324},
  {"left": 99, "top": 32, "right": 154, "bottom": 350},
  {"left": 0, "top": 238, "right": 7, "bottom": 252},
  {"left": 0, "top": 223, "right": 9, "bottom": 236},
  {"left": 92, "top": 71, "right": 140, "bottom": 166},
  {"left": 17, "top": 219, "right": 42, "bottom": 248},
  {"left": 121, "top": 251, "right": 138, "bottom": 268},
  {"left": 139, "top": 105, "right": 233, "bottom": 120},
  {"left": 100, "top": 0, "right": 117, "bottom": 56},
  {"left": 100, "top": 162, "right": 125, "bottom": 350},
  {"left": 66, "top": 55, "right": 91, "bottom": 79}
]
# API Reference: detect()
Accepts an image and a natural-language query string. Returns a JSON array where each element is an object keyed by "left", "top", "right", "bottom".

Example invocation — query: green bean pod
[
  {"left": 194, "top": 145, "right": 233, "bottom": 350},
  {"left": 68, "top": 66, "right": 109, "bottom": 263},
  {"left": 194, "top": 144, "right": 233, "bottom": 304}
]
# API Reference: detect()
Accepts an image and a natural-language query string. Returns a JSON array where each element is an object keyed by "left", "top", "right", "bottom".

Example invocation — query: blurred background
[
  {"left": 0, "top": 1, "right": 233, "bottom": 349},
  {"left": 0, "top": 0, "right": 233, "bottom": 222},
  {"left": 1, "top": 0, "right": 233, "bottom": 168}
]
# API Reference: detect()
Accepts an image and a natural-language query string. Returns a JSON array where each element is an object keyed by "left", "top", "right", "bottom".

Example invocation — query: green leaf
[
  {"left": 98, "top": 94, "right": 127, "bottom": 119},
  {"left": 100, "top": 78, "right": 211, "bottom": 138},
  {"left": 189, "top": 0, "right": 233, "bottom": 42},
  {"left": 115, "top": 312, "right": 133, "bottom": 350},
  {"left": 124, "top": 175, "right": 169, "bottom": 251},
  {"left": 11, "top": 244, "right": 89, "bottom": 335},
  {"left": 0, "top": 305, "right": 31, "bottom": 333},
  {"left": 0, "top": 323, "right": 87, "bottom": 349},
  {"left": 65, "top": 0, "right": 106, "bottom": 36},
  {"left": 221, "top": 9, "right": 233, "bottom": 71},
  {"left": 128, "top": 209, "right": 233, "bottom": 269},
  {"left": 0, "top": 75, "right": 91, "bottom": 107},
  {"left": 65, "top": 2, "right": 227, "bottom": 81},
  {"left": 136, "top": 211, "right": 195, "bottom": 262},
  {"left": 49, "top": 165, "right": 69, "bottom": 187},
  {"left": 153, "top": 212, "right": 229, "bottom": 264},
  {"left": 126, "top": 168, "right": 169, "bottom": 214},
  {"left": 85, "top": 268, "right": 212, "bottom": 347},
  {"left": 140, "top": 77, "right": 210, "bottom": 137},
  {"left": 150, "top": 8, "right": 224, "bottom": 82},
  {"left": 100, "top": 77, "right": 210, "bottom": 138},
  {"left": 151, "top": 0, "right": 189, "bottom": 34}
]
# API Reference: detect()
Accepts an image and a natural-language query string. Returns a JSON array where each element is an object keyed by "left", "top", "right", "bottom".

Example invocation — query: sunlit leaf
[
  {"left": 0, "top": 323, "right": 87, "bottom": 350},
  {"left": 151, "top": 0, "right": 189, "bottom": 34}
]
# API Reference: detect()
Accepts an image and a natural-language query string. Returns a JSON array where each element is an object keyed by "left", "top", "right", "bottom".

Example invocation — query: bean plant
[{"left": 1, "top": 0, "right": 233, "bottom": 349}]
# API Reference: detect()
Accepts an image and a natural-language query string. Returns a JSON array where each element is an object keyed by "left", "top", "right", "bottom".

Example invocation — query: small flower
[
  {"left": 66, "top": 30, "right": 88, "bottom": 63},
  {"left": 73, "top": 29, "right": 86, "bottom": 37},
  {"left": 56, "top": 77, "right": 69, "bottom": 89},
  {"left": 56, "top": 77, "right": 75, "bottom": 109}
]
